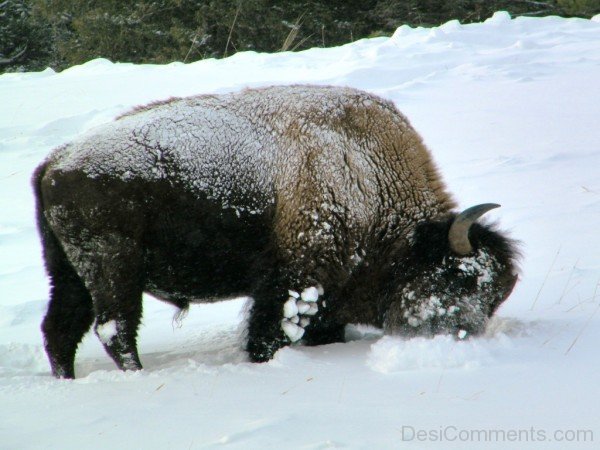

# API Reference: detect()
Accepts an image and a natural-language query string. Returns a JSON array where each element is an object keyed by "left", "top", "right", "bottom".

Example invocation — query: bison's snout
[{"left": 383, "top": 204, "right": 518, "bottom": 339}]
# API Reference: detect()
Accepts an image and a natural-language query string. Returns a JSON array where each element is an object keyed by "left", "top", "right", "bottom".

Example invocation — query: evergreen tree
[
  {"left": 3, "top": 0, "right": 597, "bottom": 73},
  {"left": 557, "top": 0, "right": 600, "bottom": 16},
  {"left": 0, "top": 0, "right": 52, "bottom": 71}
]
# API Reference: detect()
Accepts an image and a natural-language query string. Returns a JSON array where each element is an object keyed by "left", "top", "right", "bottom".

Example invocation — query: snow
[
  {"left": 367, "top": 334, "right": 495, "bottom": 373},
  {"left": 95, "top": 320, "right": 117, "bottom": 345},
  {"left": 1, "top": 12, "right": 600, "bottom": 450},
  {"left": 282, "top": 293, "right": 321, "bottom": 339},
  {"left": 281, "top": 319, "right": 305, "bottom": 342},
  {"left": 283, "top": 298, "right": 299, "bottom": 318},
  {"left": 296, "top": 300, "right": 310, "bottom": 314},
  {"left": 300, "top": 286, "right": 320, "bottom": 303}
]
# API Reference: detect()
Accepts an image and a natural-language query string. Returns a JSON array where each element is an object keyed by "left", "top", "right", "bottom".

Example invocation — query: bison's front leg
[
  {"left": 301, "top": 314, "right": 346, "bottom": 347},
  {"left": 245, "top": 267, "right": 293, "bottom": 362},
  {"left": 246, "top": 299, "right": 288, "bottom": 362},
  {"left": 246, "top": 267, "right": 333, "bottom": 361}
]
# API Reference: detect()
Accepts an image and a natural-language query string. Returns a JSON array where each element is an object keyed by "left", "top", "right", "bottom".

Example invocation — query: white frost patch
[
  {"left": 96, "top": 320, "right": 118, "bottom": 344},
  {"left": 283, "top": 298, "right": 299, "bottom": 318},
  {"left": 281, "top": 289, "right": 322, "bottom": 341},
  {"left": 306, "top": 303, "right": 319, "bottom": 315},
  {"left": 301, "top": 286, "right": 319, "bottom": 302},
  {"left": 367, "top": 335, "right": 494, "bottom": 373},
  {"left": 402, "top": 294, "right": 447, "bottom": 327},
  {"left": 457, "top": 250, "right": 495, "bottom": 286},
  {"left": 281, "top": 320, "right": 305, "bottom": 342},
  {"left": 296, "top": 300, "right": 311, "bottom": 314}
]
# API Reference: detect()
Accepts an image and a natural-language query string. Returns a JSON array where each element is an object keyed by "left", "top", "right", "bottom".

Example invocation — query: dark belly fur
[{"left": 141, "top": 181, "right": 274, "bottom": 304}]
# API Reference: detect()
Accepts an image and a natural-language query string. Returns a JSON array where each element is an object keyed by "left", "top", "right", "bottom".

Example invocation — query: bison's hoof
[{"left": 281, "top": 286, "right": 321, "bottom": 342}]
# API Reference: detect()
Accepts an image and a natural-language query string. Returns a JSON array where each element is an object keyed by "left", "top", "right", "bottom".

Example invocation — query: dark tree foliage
[
  {"left": 557, "top": 0, "right": 600, "bottom": 16},
  {"left": 0, "top": 0, "right": 596, "bottom": 73},
  {"left": 0, "top": 0, "right": 53, "bottom": 71},
  {"left": 370, "top": 0, "right": 561, "bottom": 29}
]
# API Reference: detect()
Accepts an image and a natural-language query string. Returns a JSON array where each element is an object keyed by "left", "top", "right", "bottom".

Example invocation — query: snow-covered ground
[{"left": 1, "top": 11, "right": 599, "bottom": 449}]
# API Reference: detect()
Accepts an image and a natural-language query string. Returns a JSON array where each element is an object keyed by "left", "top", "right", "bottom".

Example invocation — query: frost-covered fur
[{"left": 33, "top": 85, "right": 518, "bottom": 378}]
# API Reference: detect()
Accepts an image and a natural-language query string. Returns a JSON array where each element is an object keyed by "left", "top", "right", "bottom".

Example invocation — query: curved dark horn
[{"left": 448, "top": 203, "right": 500, "bottom": 255}]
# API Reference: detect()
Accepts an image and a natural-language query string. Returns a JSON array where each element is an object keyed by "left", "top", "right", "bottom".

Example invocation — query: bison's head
[{"left": 383, "top": 204, "right": 519, "bottom": 338}]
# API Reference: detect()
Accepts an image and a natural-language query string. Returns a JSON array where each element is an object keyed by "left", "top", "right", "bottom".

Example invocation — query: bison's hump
[
  {"left": 47, "top": 85, "right": 399, "bottom": 181},
  {"left": 44, "top": 84, "right": 454, "bottom": 235}
]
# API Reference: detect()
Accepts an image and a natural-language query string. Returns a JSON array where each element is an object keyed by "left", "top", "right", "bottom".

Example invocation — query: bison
[{"left": 33, "top": 85, "right": 518, "bottom": 378}]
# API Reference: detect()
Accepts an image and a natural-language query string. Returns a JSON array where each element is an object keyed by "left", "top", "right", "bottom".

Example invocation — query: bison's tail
[
  {"left": 32, "top": 162, "right": 83, "bottom": 286},
  {"left": 32, "top": 162, "right": 57, "bottom": 268},
  {"left": 33, "top": 162, "right": 96, "bottom": 378}
]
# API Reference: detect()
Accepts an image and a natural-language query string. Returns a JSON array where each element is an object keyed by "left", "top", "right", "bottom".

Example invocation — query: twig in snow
[
  {"left": 337, "top": 377, "right": 346, "bottom": 403},
  {"left": 530, "top": 246, "right": 561, "bottom": 310},
  {"left": 565, "top": 278, "right": 600, "bottom": 355},
  {"left": 557, "top": 258, "right": 579, "bottom": 304}
]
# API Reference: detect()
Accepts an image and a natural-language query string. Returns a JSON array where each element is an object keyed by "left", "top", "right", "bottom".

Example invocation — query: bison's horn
[{"left": 448, "top": 203, "right": 500, "bottom": 255}]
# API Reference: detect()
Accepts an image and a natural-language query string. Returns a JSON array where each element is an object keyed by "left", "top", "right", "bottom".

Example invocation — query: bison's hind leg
[
  {"left": 40, "top": 227, "right": 94, "bottom": 379},
  {"left": 81, "top": 236, "right": 145, "bottom": 373},
  {"left": 51, "top": 225, "right": 145, "bottom": 374},
  {"left": 43, "top": 228, "right": 146, "bottom": 376}
]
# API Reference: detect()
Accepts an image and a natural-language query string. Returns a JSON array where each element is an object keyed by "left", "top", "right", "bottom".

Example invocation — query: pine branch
[{"left": 0, "top": 45, "right": 28, "bottom": 66}]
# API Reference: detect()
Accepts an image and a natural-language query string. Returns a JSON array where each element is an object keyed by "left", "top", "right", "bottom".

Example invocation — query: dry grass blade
[
  {"left": 291, "top": 33, "right": 315, "bottom": 52},
  {"left": 557, "top": 258, "right": 579, "bottom": 304},
  {"left": 184, "top": 29, "right": 201, "bottom": 63},
  {"left": 224, "top": 4, "right": 242, "bottom": 58},
  {"left": 565, "top": 278, "right": 600, "bottom": 355},
  {"left": 281, "top": 13, "right": 305, "bottom": 52},
  {"left": 530, "top": 246, "right": 561, "bottom": 310}
]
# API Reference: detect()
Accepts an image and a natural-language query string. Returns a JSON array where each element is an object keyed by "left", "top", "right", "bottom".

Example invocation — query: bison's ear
[{"left": 448, "top": 203, "right": 500, "bottom": 255}]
